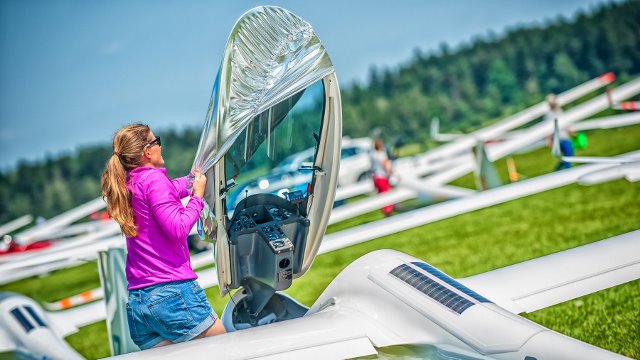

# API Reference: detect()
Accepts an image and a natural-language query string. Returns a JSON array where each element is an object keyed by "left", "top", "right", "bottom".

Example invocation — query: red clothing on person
[{"left": 373, "top": 175, "right": 394, "bottom": 216}]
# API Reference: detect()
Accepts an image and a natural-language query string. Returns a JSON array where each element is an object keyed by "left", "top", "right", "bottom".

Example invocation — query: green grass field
[{"left": 2, "top": 125, "right": 639, "bottom": 359}]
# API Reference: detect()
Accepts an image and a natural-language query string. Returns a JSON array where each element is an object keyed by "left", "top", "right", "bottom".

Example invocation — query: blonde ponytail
[{"left": 101, "top": 124, "right": 151, "bottom": 237}]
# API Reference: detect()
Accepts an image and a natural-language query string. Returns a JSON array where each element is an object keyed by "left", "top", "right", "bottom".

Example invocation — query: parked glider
[{"left": 1, "top": 227, "right": 637, "bottom": 359}]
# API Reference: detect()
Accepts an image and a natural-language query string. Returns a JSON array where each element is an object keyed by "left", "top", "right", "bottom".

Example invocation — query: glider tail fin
[
  {"left": 97, "top": 247, "right": 140, "bottom": 356},
  {"left": 474, "top": 142, "right": 502, "bottom": 190},
  {"left": 430, "top": 117, "right": 439, "bottom": 139},
  {"left": 430, "top": 117, "right": 462, "bottom": 142},
  {"left": 551, "top": 119, "right": 562, "bottom": 159}
]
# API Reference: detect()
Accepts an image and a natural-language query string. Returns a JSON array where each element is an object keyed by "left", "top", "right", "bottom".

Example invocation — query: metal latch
[{"left": 299, "top": 162, "right": 325, "bottom": 176}]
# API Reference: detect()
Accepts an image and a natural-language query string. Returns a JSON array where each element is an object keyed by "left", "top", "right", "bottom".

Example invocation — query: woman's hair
[{"left": 101, "top": 124, "right": 151, "bottom": 237}]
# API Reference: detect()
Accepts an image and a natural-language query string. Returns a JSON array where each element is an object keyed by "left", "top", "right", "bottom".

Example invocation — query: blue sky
[{"left": 0, "top": 0, "right": 613, "bottom": 170}]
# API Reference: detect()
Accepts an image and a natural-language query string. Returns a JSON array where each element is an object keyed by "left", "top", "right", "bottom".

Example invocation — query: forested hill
[
  {"left": 341, "top": 0, "right": 639, "bottom": 139},
  {"left": 1, "top": 1, "right": 638, "bottom": 224}
]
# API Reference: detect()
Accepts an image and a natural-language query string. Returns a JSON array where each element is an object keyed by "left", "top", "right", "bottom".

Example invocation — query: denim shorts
[{"left": 126, "top": 279, "right": 218, "bottom": 350}]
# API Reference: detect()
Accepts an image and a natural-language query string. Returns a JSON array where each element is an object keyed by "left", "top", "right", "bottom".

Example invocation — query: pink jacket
[{"left": 125, "top": 166, "right": 203, "bottom": 290}]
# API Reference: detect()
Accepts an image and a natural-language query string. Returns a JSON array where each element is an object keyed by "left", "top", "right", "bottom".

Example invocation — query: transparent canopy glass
[{"left": 224, "top": 80, "right": 325, "bottom": 212}]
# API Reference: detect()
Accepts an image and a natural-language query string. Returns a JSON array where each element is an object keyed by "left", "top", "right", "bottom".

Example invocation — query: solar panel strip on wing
[
  {"left": 411, "top": 262, "right": 492, "bottom": 303},
  {"left": 390, "top": 264, "right": 475, "bottom": 314},
  {"left": 10, "top": 307, "right": 34, "bottom": 333},
  {"left": 25, "top": 306, "right": 47, "bottom": 327}
]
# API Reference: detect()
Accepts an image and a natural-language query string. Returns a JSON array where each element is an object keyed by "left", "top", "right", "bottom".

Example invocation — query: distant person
[
  {"left": 544, "top": 94, "right": 575, "bottom": 171},
  {"left": 543, "top": 94, "right": 562, "bottom": 124},
  {"left": 370, "top": 138, "right": 395, "bottom": 216},
  {"left": 101, "top": 124, "right": 225, "bottom": 350}
]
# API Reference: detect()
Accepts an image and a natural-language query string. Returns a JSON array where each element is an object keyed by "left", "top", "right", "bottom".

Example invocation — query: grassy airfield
[{"left": 2, "top": 125, "right": 638, "bottom": 359}]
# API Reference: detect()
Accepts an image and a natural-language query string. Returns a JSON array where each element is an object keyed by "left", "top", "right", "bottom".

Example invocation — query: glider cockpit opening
[
  {"left": 217, "top": 76, "right": 340, "bottom": 331},
  {"left": 217, "top": 82, "right": 324, "bottom": 328},
  {"left": 223, "top": 193, "right": 310, "bottom": 329},
  {"left": 189, "top": 6, "right": 342, "bottom": 332}
]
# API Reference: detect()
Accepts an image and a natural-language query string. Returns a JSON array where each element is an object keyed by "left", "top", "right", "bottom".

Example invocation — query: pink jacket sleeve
[
  {"left": 171, "top": 176, "right": 190, "bottom": 199},
  {"left": 146, "top": 171, "right": 203, "bottom": 241}
]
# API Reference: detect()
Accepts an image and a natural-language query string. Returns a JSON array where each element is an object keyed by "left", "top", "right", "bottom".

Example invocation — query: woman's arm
[
  {"left": 171, "top": 176, "right": 190, "bottom": 199},
  {"left": 147, "top": 172, "right": 203, "bottom": 241},
  {"left": 382, "top": 152, "right": 393, "bottom": 176}
]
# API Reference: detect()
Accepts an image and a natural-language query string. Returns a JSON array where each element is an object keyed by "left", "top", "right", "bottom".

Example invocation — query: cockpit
[
  {"left": 189, "top": 6, "right": 342, "bottom": 331},
  {"left": 216, "top": 76, "right": 339, "bottom": 329},
  {"left": 222, "top": 80, "right": 324, "bottom": 292}
]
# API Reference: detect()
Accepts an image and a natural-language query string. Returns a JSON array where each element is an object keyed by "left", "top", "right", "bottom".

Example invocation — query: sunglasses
[{"left": 146, "top": 136, "right": 161, "bottom": 148}]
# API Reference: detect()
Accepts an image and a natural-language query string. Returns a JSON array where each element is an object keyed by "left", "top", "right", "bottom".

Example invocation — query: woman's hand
[{"left": 191, "top": 169, "right": 207, "bottom": 198}]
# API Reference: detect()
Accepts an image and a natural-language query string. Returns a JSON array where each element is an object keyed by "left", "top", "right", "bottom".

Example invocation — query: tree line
[
  {"left": 0, "top": 1, "right": 638, "bottom": 225},
  {"left": 342, "top": 1, "right": 639, "bottom": 142}
]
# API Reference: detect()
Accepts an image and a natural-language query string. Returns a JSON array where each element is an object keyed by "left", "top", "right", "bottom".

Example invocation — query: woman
[{"left": 101, "top": 124, "right": 225, "bottom": 350}]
